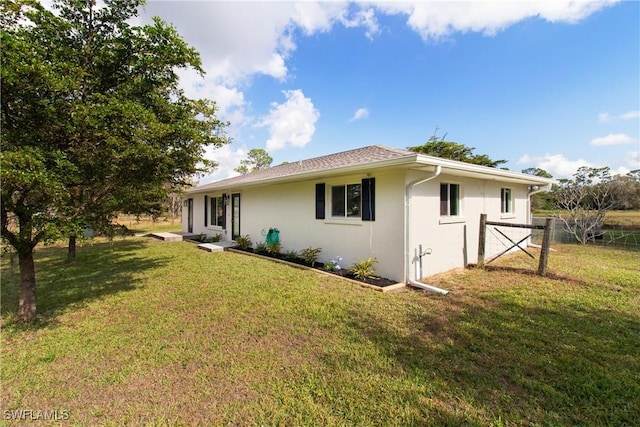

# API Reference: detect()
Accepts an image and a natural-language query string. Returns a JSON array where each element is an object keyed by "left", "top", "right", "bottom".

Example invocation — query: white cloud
[
  {"left": 259, "top": 90, "right": 320, "bottom": 151},
  {"left": 349, "top": 108, "right": 370, "bottom": 122},
  {"left": 342, "top": 7, "right": 380, "bottom": 39},
  {"left": 590, "top": 133, "right": 635, "bottom": 146},
  {"left": 625, "top": 150, "right": 640, "bottom": 169},
  {"left": 517, "top": 153, "right": 594, "bottom": 179},
  {"left": 140, "top": 2, "right": 298, "bottom": 84},
  {"left": 598, "top": 109, "right": 640, "bottom": 122},
  {"left": 198, "top": 144, "right": 246, "bottom": 184},
  {"left": 619, "top": 110, "right": 640, "bottom": 120},
  {"left": 371, "top": 1, "right": 617, "bottom": 41}
]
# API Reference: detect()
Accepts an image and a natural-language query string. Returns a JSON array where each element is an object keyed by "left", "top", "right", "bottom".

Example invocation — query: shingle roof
[{"left": 190, "top": 145, "right": 415, "bottom": 193}]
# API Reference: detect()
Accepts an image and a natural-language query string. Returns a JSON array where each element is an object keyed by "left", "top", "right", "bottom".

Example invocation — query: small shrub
[
  {"left": 234, "top": 234, "right": 252, "bottom": 250},
  {"left": 267, "top": 242, "right": 282, "bottom": 255},
  {"left": 300, "top": 247, "right": 322, "bottom": 267},
  {"left": 207, "top": 233, "right": 223, "bottom": 243},
  {"left": 349, "top": 257, "right": 377, "bottom": 282},
  {"left": 284, "top": 250, "right": 298, "bottom": 261},
  {"left": 255, "top": 242, "right": 268, "bottom": 254}
]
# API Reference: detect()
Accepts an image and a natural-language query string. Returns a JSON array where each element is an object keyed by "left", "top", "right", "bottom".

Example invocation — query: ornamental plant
[
  {"left": 234, "top": 235, "right": 252, "bottom": 250},
  {"left": 267, "top": 242, "right": 282, "bottom": 255},
  {"left": 255, "top": 242, "right": 268, "bottom": 254},
  {"left": 284, "top": 250, "right": 298, "bottom": 261},
  {"left": 349, "top": 257, "right": 377, "bottom": 282},
  {"left": 300, "top": 247, "right": 322, "bottom": 267}
]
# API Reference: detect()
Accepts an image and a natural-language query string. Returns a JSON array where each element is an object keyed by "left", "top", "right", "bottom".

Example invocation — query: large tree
[
  {"left": 408, "top": 130, "right": 507, "bottom": 168},
  {"left": 234, "top": 148, "right": 273, "bottom": 175},
  {"left": 1, "top": 0, "right": 229, "bottom": 323}
]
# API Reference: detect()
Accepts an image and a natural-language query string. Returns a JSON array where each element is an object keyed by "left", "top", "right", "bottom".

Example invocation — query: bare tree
[{"left": 554, "top": 167, "right": 624, "bottom": 244}]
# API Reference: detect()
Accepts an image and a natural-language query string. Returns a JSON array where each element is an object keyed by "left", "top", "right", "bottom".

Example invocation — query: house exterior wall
[
  {"left": 186, "top": 169, "right": 407, "bottom": 282},
  {"left": 185, "top": 167, "right": 534, "bottom": 283},
  {"left": 407, "top": 170, "right": 533, "bottom": 279}
]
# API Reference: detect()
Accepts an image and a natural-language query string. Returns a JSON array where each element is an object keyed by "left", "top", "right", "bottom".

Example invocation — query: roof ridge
[{"left": 372, "top": 144, "right": 414, "bottom": 156}]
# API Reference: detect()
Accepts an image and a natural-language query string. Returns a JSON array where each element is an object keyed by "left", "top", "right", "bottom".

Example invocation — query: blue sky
[{"left": 139, "top": 1, "right": 639, "bottom": 182}]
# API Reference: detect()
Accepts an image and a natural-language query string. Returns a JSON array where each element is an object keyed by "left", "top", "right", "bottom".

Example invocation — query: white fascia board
[
  {"left": 187, "top": 155, "right": 419, "bottom": 194},
  {"left": 414, "top": 154, "right": 556, "bottom": 186}
]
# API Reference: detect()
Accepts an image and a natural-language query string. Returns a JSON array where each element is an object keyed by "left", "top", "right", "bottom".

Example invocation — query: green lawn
[
  {"left": 115, "top": 214, "right": 182, "bottom": 234},
  {"left": 1, "top": 239, "right": 639, "bottom": 425},
  {"left": 533, "top": 209, "right": 640, "bottom": 230}
]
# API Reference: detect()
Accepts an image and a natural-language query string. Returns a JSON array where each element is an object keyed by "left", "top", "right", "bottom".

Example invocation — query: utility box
[{"left": 266, "top": 228, "right": 280, "bottom": 245}]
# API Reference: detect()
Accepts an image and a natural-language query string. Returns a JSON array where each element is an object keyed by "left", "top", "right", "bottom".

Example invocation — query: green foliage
[
  {"left": 408, "top": 129, "right": 507, "bottom": 168},
  {"left": 324, "top": 261, "right": 339, "bottom": 272},
  {"left": 348, "top": 257, "right": 377, "bottom": 282},
  {"left": 522, "top": 167, "right": 556, "bottom": 210},
  {"left": 255, "top": 242, "right": 268, "bottom": 254},
  {"left": 207, "top": 233, "right": 223, "bottom": 243},
  {"left": 234, "top": 235, "right": 252, "bottom": 250},
  {"left": 1, "top": 0, "right": 230, "bottom": 321},
  {"left": 234, "top": 148, "right": 273, "bottom": 174},
  {"left": 266, "top": 241, "right": 281, "bottom": 255},
  {"left": 300, "top": 247, "right": 322, "bottom": 267},
  {"left": 284, "top": 250, "right": 298, "bottom": 261},
  {"left": 521, "top": 167, "right": 553, "bottom": 178}
]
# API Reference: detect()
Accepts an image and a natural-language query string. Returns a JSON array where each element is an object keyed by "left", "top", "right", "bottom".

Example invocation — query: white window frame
[
  {"left": 440, "top": 183, "right": 461, "bottom": 217},
  {"left": 501, "top": 188, "right": 513, "bottom": 215}
]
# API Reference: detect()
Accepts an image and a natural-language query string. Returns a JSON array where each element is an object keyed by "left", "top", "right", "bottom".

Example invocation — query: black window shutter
[
  {"left": 204, "top": 195, "right": 208, "bottom": 227},
  {"left": 315, "top": 183, "right": 325, "bottom": 219},
  {"left": 362, "top": 178, "right": 375, "bottom": 221},
  {"left": 222, "top": 194, "right": 227, "bottom": 229}
]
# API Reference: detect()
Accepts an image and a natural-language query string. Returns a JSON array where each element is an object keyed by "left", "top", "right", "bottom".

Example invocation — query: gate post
[
  {"left": 478, "top": 213, "right": 487, "bottom": 268},
  {"left": 537, "top": 218, "right": 553, "bottom": 276}
]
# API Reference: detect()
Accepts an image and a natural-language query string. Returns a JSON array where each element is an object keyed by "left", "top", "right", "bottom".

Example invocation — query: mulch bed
[{"left": 229, "top": 247, "right": 399, "bottom": 288}]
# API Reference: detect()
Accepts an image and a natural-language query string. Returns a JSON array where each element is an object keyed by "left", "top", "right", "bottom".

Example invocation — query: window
[
  {"left": 501, "top": 188, "right": 512, "bottom": 214},
  {"left": 440, "top": 183, "right": 460, "bottom": 216},
  {"left": 210, "top": 196, "right": 225, "bottom": 227},
  {"left": 317, "top": 178, "right": 375, "bottom": 221},
  {"left": 332, "top": 184, "right": 361, "bottom": 218}
]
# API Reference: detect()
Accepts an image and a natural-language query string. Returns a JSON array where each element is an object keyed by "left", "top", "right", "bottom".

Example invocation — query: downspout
[
  {"left": 404, "top": 166, "right": 450, "bottom": 295},
  {"left": 527, "top": 183, "right": 552, "bottom": 224}
]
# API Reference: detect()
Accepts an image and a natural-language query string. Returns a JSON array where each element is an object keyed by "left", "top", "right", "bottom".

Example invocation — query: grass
[
  {"left": 1, "top": 238, "right": 639, "bottom": 425},
  {"left": 534, "top": 209, "right": 640, "bottom": 230},
  {"left": 115, "top": 214, "right": 182, "bottom": 234}
]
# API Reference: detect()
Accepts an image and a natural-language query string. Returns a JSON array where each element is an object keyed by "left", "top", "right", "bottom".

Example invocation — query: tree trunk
[
  {"left": 18, "top": 251, "right": 37, "bottom": 323},
  {"left": 68, "top": 234, "right": 77, "bottom": 260}
]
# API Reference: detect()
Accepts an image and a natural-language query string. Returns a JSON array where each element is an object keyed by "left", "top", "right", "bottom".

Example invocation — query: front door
[
  {"left": 187, "top": 198, "right": 193, "bottom": 233},
  {"left": 231, "top": 193, "right": 241, "bottom": 239}
]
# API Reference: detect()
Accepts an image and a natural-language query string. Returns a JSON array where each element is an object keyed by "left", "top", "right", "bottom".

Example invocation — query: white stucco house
[{"left": 183, "top": 145, "right": 553, "bottom": 285}]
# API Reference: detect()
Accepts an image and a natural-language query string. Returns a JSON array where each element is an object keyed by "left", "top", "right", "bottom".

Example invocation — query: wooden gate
[{"left": 477, "top": 214, "right": 553, "bottom": 276}]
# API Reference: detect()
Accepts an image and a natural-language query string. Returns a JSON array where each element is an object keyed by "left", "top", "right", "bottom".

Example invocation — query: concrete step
[
  {"left": 197, "top": 241, "right": 235, "bottom": 252},
  {"left": 146, "top": 232, "right": 183, "bottom": 242}
]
